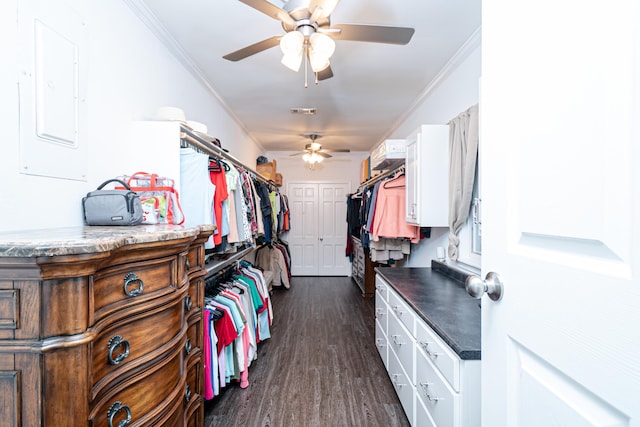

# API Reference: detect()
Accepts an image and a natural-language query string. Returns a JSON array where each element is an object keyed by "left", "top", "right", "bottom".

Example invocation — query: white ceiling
[{"left": 133, "top": 0, "right": 481, "bottom": 153}]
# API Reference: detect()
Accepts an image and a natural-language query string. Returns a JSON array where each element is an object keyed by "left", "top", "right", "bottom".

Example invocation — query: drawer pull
[
  {"left": 391, "top": 374, "right": 406, "bottom": 388},
  {"left": 420, "top": 341, "right": 439, "bottom": 358},
  {"left": 185, "top": 257, "right": 191, "bottom": 271},
  {"left": 107, "top": 401, "right": 132, "bottom": 427},
  {"left": 420, "top": 382, "right": 440, "bottom": 402},
  {"left": 123, "top": 273, "right": 144, "bottom": 297},
  {"left": 393, "top": 305, "right": 404, "bottom": 317},
  {"left": 184, "top": 295, "right": 193, "bottom": 312},
  {"left": 376, "top": 339, "right": 386, "bottom": 348},
  {"left": 376, "top": 308, "right": 385, "bottom": 316},
  {"left": 391, "top": 335, "right": 405, "bottom": 346},
  {"left": 185, "top": 338, "right": 192, "bottom": 355},
  {"left": 185, "top": 384, "right": 192, "bottom": 403},
  {"left": 107, "top": 335, "right": 130, "bottom": 365}
]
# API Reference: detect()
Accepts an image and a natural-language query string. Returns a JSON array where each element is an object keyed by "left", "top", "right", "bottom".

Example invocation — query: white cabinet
[
  {"left": 375, "top": 275, "right": 480, "bottom": 427},
  {"left": 405, "top": 125, "right": 449, "bottom": 226}
]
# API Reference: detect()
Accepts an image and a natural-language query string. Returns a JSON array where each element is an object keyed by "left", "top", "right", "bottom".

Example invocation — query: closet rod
[
  {"left": 180, "top": 126, "right": 272, "bottom": 185},
  {"left": 358, "top": 164, "right": 405, "bottom": 190},
  {"left": 205, "top": 245, "right": 259, "bottom": 276}
]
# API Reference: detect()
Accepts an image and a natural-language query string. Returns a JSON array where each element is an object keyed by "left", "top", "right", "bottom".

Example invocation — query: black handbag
[{"left": 82, "top": 179, "right": 143, "bottom": 226}]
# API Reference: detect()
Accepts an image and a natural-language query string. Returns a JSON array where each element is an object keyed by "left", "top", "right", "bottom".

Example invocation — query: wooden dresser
[{"left": 0, "top": 225, "right": 213, "bottom": 426}]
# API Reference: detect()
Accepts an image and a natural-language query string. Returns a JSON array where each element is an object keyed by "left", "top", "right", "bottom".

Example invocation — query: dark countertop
[
  {"left": 375, "top": 261, "right": 481, "bottom": 360},
  {"left": 0, "top": 224, "right": 215, "bottom": 257}
]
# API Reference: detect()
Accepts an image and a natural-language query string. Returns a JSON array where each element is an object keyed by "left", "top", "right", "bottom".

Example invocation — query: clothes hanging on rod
[{"left": 203, "top": 262, "right": 272, "bottom": 400}]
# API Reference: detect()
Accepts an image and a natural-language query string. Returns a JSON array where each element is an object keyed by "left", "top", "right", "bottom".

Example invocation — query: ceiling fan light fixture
[
  {"left": 280, "top": 30, "right": 304, "bottom": 55},
  {"left": 281, "top": 51, "right": 303, "bottom": 71},
  {"left": 309, "top": 32, "right": 335, "bottom": 59},
  {"left": 302, "top": 152, "right": 323, "bottom": 164}
]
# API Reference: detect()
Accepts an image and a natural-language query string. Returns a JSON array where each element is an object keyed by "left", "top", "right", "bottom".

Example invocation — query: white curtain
[{"left": 447, "top": 104, "right": 479, "bottom": 260}]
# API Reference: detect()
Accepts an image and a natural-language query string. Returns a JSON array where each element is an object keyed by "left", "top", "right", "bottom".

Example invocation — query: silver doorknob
[{"left": 465, "top": 272, "right": 503, "bottom": 301}]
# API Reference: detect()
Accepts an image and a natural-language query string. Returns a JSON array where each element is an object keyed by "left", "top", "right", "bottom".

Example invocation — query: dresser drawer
[
  {"left": 387, "top": 308, "right": 415, "bottom": 381},
  {"left": 416, "top": 347, "right": 460, "bottom": 427},
  {"left": 389, "top": 288, "right": 415, "bottom": 337},
  {"left": 388, "top": 346, "right": 414, "bottom": 424},
  {"left": 375, "top": 318, "right": 388, "bottom": 370},
  {"left": 93, "top": 255, "right": 178, "bottom": 320},
  {"left": 89, "top": 343, "right": 184, "bottom": 427},
  {"left": 416, "top": 318, "right": 460, "bottom": 391},
  {"left": 91, "top": 293, "right": 185, "bottom": 400}
]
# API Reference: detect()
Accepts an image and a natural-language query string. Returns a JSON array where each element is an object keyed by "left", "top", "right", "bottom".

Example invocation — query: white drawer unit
[
  {"left": 389, "top": 287, "right": 415, "bottom": 336},
  {"left": 387, "top": 307, "right": 415, "bottom": 380},
  {"left": 388, "top": 345, "right": 415, "bottom": 421},
  {"left": 375, "top": 273, "right": 480, "bottom": 427},
  {"left": 416, "top": 317, "right": 461, "bottom": 391},
  {"left": 375, "top": 319, "right": 389, "bottom": 370}
]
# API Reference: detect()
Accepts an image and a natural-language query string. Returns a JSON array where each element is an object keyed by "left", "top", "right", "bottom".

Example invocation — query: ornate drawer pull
[
  {"left": 107, "top": 335, "right": 130, "bottom": 365},
  {"left": 393, "top": 305, "right": 404, "bottom": 316},
  {"left": 391, "top": 334, "right": 405, "bottom": 346},
  {"left": 185, "top": 257, "right": 191, "bottom": 271},
  {"left": 420, "top": 341, "right": 439, "bottom": 358},
  {"left": 185, "top": 338, "right": 192, "bottom": 355},
  {"left": 376, "top": 339, "right": 386, "bottom": 348},
  {"left": 184, "top": 295, "right": 193, "bottom": 312},
  {"left": 107, "top": 401, "right": 131, "bottom": 427},
  {"left": 123, "top": 273, "right": 144, "bottom": 297},
  {"left": 185, "top": 384, "right": 192, "bottom": 403}
]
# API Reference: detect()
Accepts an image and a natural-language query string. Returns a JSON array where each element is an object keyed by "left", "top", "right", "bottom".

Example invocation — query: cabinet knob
[
  {"left": 184, "top": 295, "right": 193, "bottom": 312},
  {"left": 107, "top": 401, "right": 132, "bottom": 427}
]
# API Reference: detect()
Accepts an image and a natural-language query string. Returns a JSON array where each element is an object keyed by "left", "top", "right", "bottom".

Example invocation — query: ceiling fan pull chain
[{"left": 304, "top": 47, "right": 309, "bottom": 88}]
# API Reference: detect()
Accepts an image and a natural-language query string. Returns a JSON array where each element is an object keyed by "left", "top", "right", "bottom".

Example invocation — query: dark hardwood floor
[{"left": 204, "top": 276, "right": 410, "bottom": 427}]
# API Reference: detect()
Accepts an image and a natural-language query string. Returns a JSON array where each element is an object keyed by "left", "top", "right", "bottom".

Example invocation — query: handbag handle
[
  {"left": 96, "top": 179, "right": 133, "bottom": 191},
  {"left": 127, "top": 172, "right": 158, "bottom": 188}
]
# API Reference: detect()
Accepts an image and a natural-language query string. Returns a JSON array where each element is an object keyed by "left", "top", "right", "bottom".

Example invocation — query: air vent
[{"left": 290, "top": 107, "right": 317, "bottom": 115}]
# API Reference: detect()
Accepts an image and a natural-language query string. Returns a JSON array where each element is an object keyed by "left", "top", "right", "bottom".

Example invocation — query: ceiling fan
[
  {"left": 223, "top": 0, "right": 415, "bottom": 82},
  {"left": 290, "top": 133, "right": 350, "bottom": 160}
]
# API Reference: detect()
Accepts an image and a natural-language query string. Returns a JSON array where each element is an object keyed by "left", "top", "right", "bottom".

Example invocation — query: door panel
[
  {"left": 481, "top": 0, "right": 640, "bottom": 426},
  {"left": 319, "top": 183, "right": 350, "bottom": 275},
  {"left": 288, "top": 183, "right": 318, "bottom": 276},
  {"left": 288, "top": 182, "right": 350, "bottom": 276}
]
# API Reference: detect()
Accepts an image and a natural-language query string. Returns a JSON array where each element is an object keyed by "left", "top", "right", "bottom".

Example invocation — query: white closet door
[
  {"left": 481, "top": 0, "right": 640, "bottom": 425},
  {"left": 318, "top": 183, "right": 350, "bottom": 276},
  {"left": 287, "top": 182, "right": 350, "bottom": 276}
]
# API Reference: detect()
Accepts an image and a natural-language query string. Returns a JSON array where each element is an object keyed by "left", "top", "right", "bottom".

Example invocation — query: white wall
[
  {"left": 0, "top": 0, "right": 262, "bottom": 232},
  {"left": 397, "top": 37, "right": 481, "bottom": 268},
  {"left": 266, "top": 151, "right": 368, "bottom": 191}
]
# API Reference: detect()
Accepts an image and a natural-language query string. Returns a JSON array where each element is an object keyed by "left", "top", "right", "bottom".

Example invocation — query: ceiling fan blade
[
  {"left": 316, "top": 65, "right": 334, "bottom": 81},
  {"left": 223, "top": 35, "right": 281, "bottom": 61},
  {"left": 309, "top": 0, "right": 340, "bottom": 20},
  {"left": 238, "top": 0, "right": 295, "bottom": 27},
  {"left": 316, "top": 151, "right": 332, "bottom": 158},
  {"left": 289, "top": 152, "right": 306, "bottom": 156},
  {"left": 323, "top": 148, "right": 350, "bottom": 153},
  {"left": 330, "top": 24, "right": 415, "bottom": 45}
]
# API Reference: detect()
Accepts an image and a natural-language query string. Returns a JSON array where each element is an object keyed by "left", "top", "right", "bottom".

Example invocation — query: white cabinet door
[
  {"left": 405, "top": 125, "right": 449, "bottom": 227},
  {"left": 287, "top": 182, "right": 350, "bottom": 276},
  {"left": 481, "top": 0, "right": 640, "bottom": 425}
]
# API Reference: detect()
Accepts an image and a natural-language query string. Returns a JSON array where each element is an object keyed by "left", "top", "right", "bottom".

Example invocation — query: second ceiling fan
[{"left": 223, "top": 0, "right": 415, "bottom": 81}]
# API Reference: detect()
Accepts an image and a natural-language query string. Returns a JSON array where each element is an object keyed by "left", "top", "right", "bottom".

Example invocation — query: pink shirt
[{"left": 371, "top": 175, "right": 420, "bottom": 243}]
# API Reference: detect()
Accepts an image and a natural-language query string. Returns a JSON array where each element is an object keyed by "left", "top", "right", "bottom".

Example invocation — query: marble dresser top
[
  {"left": 0, "top": 224, "right": 215, "bottom": 257},
  {"left": 375, "top": 262, "right": 481, "bottom": 360}
]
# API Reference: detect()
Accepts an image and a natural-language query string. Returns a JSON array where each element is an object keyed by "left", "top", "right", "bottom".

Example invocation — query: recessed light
[{"left": 290, "top": 107, "right": 317, "bottom": 115}]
